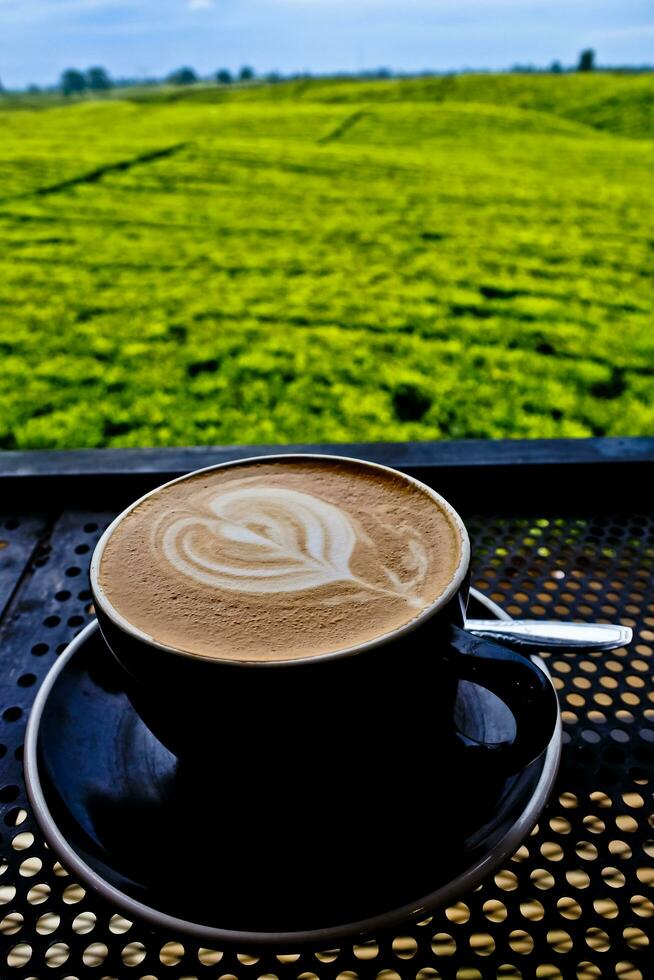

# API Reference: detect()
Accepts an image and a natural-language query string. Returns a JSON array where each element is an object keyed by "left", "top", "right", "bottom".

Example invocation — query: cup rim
[{"left": 90, "top": 453, "right": 471, "bottom": 668}]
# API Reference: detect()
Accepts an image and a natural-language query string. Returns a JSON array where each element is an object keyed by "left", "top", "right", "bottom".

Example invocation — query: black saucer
[{"left": 25, "top": 590, "right": 561, "bottom": 948}]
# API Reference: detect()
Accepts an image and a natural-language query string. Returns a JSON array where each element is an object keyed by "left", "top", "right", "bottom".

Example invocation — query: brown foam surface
[{"left": 98, "top": 459, "right": 462, "bottom": 661}]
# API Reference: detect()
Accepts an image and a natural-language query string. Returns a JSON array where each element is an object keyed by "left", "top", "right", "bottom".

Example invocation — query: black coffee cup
[{"left": 90, "top": 454, "right": 558, "bottom": 776}]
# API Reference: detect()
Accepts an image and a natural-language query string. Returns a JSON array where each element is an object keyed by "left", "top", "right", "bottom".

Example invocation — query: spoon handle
[{"left": 465, "top": 619, "right": 632, "bottom": 652}]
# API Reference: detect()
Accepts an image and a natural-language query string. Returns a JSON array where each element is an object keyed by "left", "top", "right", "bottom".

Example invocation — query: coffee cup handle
[{"left": 445, "top": 623, "right": 559, "bottom": 775}]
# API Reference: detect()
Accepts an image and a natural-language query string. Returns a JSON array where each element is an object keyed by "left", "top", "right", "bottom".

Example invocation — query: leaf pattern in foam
[
  {"left": 159, "top": 484, "right": 426, "bottom": 606},
  {"left": 162, "top": 487, "right": 356, "bottom": 593}
]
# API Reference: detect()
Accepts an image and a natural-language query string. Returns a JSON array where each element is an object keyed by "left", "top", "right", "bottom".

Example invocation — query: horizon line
[{"left": 3, "top": 61, "right": 654, "bottom": 94}]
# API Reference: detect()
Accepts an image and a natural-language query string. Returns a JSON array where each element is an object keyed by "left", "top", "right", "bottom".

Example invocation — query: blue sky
[{"left": 1, "top": 0, "right": 652, "bottom": 88}]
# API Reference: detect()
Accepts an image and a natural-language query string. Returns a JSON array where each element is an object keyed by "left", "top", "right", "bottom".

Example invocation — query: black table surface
[{"left": 1, "top": 438, "right": 653, "bottom": 979}]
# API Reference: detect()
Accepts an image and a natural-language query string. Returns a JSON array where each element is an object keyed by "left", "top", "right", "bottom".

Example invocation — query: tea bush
[{"left": 0, "top": 75, "right": 652, "bottom": 449}]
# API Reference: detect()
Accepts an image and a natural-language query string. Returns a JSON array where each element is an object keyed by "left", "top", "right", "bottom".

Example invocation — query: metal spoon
[{"left": 466, "top": 619, "right": 632, "bottom": 653}]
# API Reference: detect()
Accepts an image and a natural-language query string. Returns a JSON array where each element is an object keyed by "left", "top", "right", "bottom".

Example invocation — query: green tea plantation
[{"left": 1, "top": 73, "right": 653, "bottom": 449}]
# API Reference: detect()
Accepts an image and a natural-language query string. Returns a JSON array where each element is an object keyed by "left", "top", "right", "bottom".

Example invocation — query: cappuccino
[{"left": 97, "top": 457, "right": 463, "bottom": 661}]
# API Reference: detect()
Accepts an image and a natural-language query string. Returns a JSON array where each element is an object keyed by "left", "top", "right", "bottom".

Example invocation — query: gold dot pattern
[{"left": 0, "top": 508, "right": 653, "bottom": 976}]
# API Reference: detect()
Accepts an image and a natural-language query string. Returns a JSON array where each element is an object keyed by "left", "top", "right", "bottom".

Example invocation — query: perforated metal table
[{"left": 1, "top": 438, "right": 653, "bottom": 979}]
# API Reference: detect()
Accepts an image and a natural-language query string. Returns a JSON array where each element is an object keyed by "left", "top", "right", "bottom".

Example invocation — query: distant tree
[
  {"left": 577, "top": 49, "right": 595, "bottom": 72},
  {"left": 167, "top": 66, "right": 198, "bottom": 85},
  {"left": 549, "top": 60, "right": 563, "bottom": 73},
  {"left": 86, "top": 66, "right": 112, "bottom": 90},
  {"left": 239, "top": 65, "right": 255, "bottom": 81},
  {"left": 215, "top": 68, "right": 232, "bottom": 84},
  {"left": 60, "top": 69, "right": 86, "bottom": 95},
  {"left": 27, "top": 84, "right": 41, "bottom": 93}
]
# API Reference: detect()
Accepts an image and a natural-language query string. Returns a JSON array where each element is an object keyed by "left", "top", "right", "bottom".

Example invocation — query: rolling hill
[{"left": 0, "top": 74, "right": 652, "bottom": 449}]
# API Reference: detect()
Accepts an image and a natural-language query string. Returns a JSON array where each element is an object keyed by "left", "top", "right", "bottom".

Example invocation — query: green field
[{"left": 1, "top": 73, "right": 653, "bottom": 449}]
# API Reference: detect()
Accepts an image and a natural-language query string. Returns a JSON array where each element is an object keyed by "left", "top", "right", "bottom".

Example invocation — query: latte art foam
[
  {"left": 98, "top": 458, "right": 463, "bottom": 661},
  {"left": 159, "top": 484, "right": 428, "bottom": 608}
]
